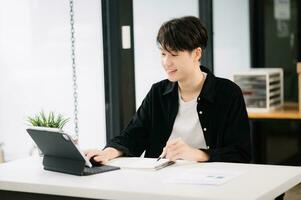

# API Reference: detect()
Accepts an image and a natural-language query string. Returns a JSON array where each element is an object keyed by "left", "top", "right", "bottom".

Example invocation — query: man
[{"left": 85, "top": 16, "right": 251, "bottom": 164}]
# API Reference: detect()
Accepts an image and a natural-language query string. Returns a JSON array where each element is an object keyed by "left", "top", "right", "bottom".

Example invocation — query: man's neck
[{"left": 178, "top": 68, "right": 205, "bottom": 101}]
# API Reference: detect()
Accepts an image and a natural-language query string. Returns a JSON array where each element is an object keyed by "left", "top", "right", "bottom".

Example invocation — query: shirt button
[
  {"left": 203, "top": 128, "right": 207, "bottom": 131},
  {"left": 199, "top": 111, "right": 203, "bottom": 115},
  {"left": 207, "top": 146, "right": 210, "bottom": 149},
  {"left": 197, "top": 97, "right": 200, "bottom": 101}
]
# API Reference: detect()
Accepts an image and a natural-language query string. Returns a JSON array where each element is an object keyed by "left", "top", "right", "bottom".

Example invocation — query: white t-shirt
[{"left": 168, "top": 73, "right": 207, "bottom": 149}]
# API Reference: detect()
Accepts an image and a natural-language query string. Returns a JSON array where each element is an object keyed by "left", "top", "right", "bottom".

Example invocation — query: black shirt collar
[{"left": 162, "top": 66, "right": 216, "bottom": 103}]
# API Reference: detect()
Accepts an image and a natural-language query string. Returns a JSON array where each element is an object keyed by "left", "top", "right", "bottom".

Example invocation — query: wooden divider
[{"left": 297, "top": 62, "right": 301, "bottom": 112}]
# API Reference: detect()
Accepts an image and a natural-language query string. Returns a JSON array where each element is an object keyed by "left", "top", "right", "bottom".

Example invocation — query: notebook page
[{"left": 107, "top": 157, "right": 174, "bottom": 170}]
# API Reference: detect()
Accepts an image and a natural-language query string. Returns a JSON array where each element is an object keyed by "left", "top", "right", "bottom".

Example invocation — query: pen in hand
[{"left": 157, "top": 147, "right": 166, "bottom": 161}]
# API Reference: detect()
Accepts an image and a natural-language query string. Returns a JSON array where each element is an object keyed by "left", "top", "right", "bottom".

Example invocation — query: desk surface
[
  {"left": 248, "top": 102, "right": 301, "bottom": 120},
  {"left": 0, "top": 157, "right": 301, "bottom": 200}
]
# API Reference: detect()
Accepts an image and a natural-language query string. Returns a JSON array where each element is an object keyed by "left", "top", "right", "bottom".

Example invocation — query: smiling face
[
  {"left": 156, "top": 16, "right": 208, "bottom": 82},
  {"left": 160, "top": 48, "right": 201, "bottom": 82}
]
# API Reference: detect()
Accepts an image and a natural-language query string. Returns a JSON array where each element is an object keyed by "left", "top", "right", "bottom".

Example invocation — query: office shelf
[{"left": 233, "top": 68, "right": 283, "bottom": 112}]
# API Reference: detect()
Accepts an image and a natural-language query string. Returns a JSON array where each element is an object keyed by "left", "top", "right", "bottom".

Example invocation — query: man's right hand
[{"left": 84, "top": 147, "right": 123, "bottom": 164}]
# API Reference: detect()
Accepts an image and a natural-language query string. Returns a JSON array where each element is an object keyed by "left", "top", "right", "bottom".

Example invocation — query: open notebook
[{"left": 107, "top": 157, "right": 175, "bottom": 170}]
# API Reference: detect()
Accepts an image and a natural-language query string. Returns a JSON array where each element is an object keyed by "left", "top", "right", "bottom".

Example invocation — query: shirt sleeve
[
  {"left": 105, "top": 86, "right": 153, "bottom": 157},
  {"left": 204, "top": 88, "right": 252, "bottom": 163}
]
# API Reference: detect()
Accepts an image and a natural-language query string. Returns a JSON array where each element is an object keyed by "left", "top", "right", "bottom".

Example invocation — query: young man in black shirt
[{"left": 85, "top": 16, "right": 251, "bottom": 164}]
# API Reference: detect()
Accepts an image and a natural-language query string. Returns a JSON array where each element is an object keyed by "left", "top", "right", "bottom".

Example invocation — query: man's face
[{"left": 160, "top": 48, "right": 199, "bottom": 82}]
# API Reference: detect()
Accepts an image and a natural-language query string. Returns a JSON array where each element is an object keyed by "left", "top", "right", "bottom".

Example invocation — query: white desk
[{"left": 0, "top": 157, "right": 300, "bottom": 200}]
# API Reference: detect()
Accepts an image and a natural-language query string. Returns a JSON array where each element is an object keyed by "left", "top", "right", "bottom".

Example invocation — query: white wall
[
  {"left": 213, "top": 0, "right": 251, "bottom": 80},
  {"left": 0, "top": 0, "right": 106, "bottom": 161},
  {"left": 133, "top": 0, "right": 199, "bottom": 108}
]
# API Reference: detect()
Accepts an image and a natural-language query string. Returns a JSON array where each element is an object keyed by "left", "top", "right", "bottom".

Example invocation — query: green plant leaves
[{"left": 27, "top": 111, "right": 69, "bottom": 129}]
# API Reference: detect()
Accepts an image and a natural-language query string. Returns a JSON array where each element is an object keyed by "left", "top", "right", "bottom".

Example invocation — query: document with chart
[{"left": 165, "top": 168, "right": 245, "bottom": 185}]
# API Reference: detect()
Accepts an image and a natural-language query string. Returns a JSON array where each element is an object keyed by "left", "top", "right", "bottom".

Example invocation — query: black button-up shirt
[{"left": 107, "top": 66, "right": 251, "bottom": 163}]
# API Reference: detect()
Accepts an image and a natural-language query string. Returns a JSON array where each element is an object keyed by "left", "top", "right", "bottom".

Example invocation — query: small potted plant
[
  {"left": 27, "top": 111, "right": 69, "bottom": 130},
  {"left": 27, "top": 111, "right": 70, "bottom": 156}
]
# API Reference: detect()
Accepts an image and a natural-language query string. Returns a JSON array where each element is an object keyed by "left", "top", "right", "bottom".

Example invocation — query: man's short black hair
[{"left": 156, "top": 16, "right": 208, "bottom": 52}]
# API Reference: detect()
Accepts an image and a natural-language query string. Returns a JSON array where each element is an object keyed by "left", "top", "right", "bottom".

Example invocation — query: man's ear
[{"left": 194, "top": 47, "right": 202, "bottom": 62}]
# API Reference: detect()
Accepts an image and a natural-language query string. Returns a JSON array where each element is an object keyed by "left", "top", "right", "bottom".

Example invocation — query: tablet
[{"left": 26, "top": 126, "right": 93, "bottom": 168}]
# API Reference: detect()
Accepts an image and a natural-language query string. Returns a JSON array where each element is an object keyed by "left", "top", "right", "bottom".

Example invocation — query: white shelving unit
[{"left": 233, "top": 68, "right": 284, "bottom": 112}]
